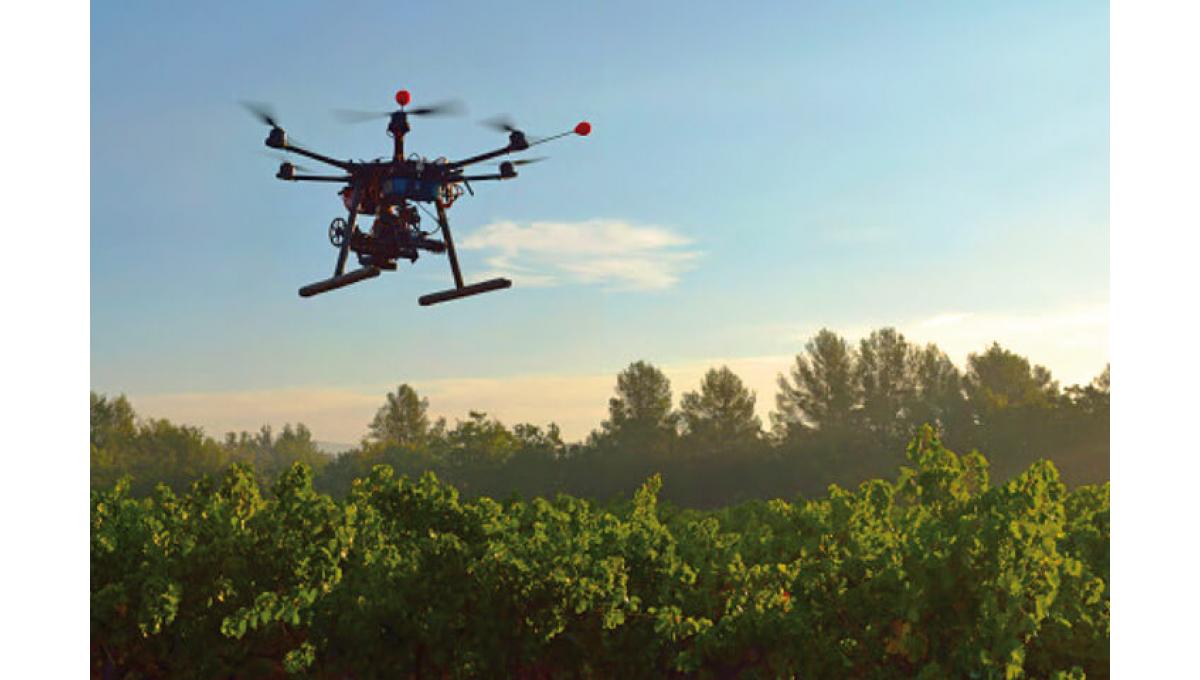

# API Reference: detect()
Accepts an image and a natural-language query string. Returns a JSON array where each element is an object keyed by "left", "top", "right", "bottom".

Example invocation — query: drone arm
[
  {"left": 448, "top": 122, "right": 589, "bottom": 170},
  {"left": 454, "top": 173, "right": 511, "bottom": 182},
  {"left": 446, "top": 143, "right": 522, "bottom": 170},
  {"left": 286, "top": 174, "right": 353, "bottom": 183},
  {"left": 275, "top": 141, "right": 352, "bottom": 171}
]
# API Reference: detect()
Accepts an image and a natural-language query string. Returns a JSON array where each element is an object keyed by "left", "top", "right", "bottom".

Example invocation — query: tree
[
  {"left": 1055, "top": 364, "right": 1110, "bottom": 485},
  {"left": 965, "top": 343, "right": 1059, "bottom": 414},
  {"left": 221, "top": 424, "right": 328, "bottom": 483},
  {"left": 444, "top": 411, "right": 519, "bottom": 468},
  {"left": 1065, "top": 364, "right": 1109, "bottom": 417},
  {"left": 908, "top": 343, "right": 969, "bottom": 440},
  {"left": 91, "top": 392, "right": 138, "bottom": 488},
  {"left": 962, "top": 343, "right": 1061, "bottom": 478},
  {"left": 600, "top": 361, "right": 677, "bottom": 442},
  {"left": 679, "top": 366, "right": 762, "bottom": 456},
  {"left": 573, "top": 361, "right": 679, "bottom": 498},
  {"left": 91, "top": 392, "right": 137, "bottom": 451},
  {"left": 856, "top": 328, "right": 916, "bottom": 448},
  {"left": 773, "top": 329, "right": 860, "bottom": 437},
  {"left": 367, "top": 384, "right": 431, "bottom": 446},
  {"left": 272, "top": 424, "right": 327, "bottom": 476},
  {"left": 492, "top": 422, "right": 567, "bottom": 498},
  {"left": 135, "top": 417, "right": 229, "bottom": 494}
]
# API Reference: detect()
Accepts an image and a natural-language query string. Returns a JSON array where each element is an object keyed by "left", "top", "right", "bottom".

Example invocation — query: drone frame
[{"left": 257, "top": 93, "right": 587, "bottom": 305}]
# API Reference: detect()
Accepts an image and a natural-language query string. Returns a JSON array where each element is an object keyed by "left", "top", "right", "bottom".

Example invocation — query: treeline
[{"left": 91, "top": 327, "right": 1109, "bottom": 507}]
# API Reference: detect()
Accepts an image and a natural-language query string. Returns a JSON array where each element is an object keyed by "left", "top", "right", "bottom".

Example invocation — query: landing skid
[
  {"left": 298, "top": 266, "right": 381, "bottom": 297},
  {"left": 419, "top": 277, "right": 512, "bottom": 306},
  {"left": 298, "top": 187, "right": 514, "bottom": 305}
]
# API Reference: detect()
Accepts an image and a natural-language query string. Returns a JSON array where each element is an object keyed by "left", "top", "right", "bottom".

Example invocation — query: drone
[{"left": 247, "top": 89, "right": 590, "bottom": 305}]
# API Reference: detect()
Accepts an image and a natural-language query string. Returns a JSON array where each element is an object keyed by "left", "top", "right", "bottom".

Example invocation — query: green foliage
[
  {"left": 93, "top": 431, "right": 1108, "bottom": 678},
  {"left": 222, "top": 423, "right": 328, "bottom": 483},
  {"left": 600, "top": 360, "right": 679, "bottom": 447},
  {"left": 91, "top": 390, "right": 233, "bottom": 496},
  {"left": 367, "top": 383, "right": 436, "bottom": 447},
  {"left": 775, "top": 328, "right": 860, "bottom": 437},
  {"left": 857, "top": 327, "right": 916, "bottom": 447},
  {"left": 679, "top": 366, "right": 763, "bottom": 456},
  {"left": 91, "top": 330, "right": 1109, "bottom": 509}
]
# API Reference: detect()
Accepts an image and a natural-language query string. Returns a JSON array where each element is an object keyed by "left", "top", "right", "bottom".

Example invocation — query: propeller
[
  {"left": 481, "top": 114, "right": 523, "bottom": 134},
  {"left": 332, "top": 108, "right": 389, "bottom": 124},
  {"left": 241, "top": 100, "right": 282, "bottom": 128},
  {"left": 486, "top": 156, "right": 547, "bottom": 167},
  {"left": 257, "top": 150, "right": 313, "bottom": 172},
  {"left": 333, "top": 99, "right": 466, "bottom": 124},
  {"left": 481, "top": 116, "right": 591, "bottom": 146},
  {"left": 408, "top": 99, "right": 466, "bottom": 116}
]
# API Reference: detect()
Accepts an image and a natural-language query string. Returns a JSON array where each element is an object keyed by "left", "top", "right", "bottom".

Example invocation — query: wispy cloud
[{"left": 460, "top": 219, "right": 701, "bottom": 291}]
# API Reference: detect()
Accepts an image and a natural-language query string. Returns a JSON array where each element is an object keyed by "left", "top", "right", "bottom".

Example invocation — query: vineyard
[{"left": 91, "top": 429, "right": 1109, "bottom": 679}]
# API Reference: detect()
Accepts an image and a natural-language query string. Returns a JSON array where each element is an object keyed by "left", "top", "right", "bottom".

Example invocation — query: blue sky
[{"left": 91, "top": 1, "right": 1108, "bottom": 442}]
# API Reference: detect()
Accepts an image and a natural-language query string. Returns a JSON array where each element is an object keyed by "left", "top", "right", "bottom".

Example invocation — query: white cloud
[{"left": 460, "top": 219, "right": 700, "bottom": 290}]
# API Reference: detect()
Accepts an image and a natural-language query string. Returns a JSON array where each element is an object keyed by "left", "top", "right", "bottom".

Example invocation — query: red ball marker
[
  {"left": 395, "top": 89, "right": 411, "bottom": 107},
  {"left": 574, "top": 121, "right": 592, "bottom": 136}
]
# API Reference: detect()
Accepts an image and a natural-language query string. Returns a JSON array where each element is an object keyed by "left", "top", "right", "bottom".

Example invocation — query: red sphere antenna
[
  {"left": 395, "top": 89, "right": 411, "bottom": 107},
  {"left": 574, "top": 121, "right": 592, "bottom": 136}
]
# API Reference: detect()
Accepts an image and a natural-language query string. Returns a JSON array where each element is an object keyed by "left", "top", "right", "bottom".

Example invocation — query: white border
[
  {"left": 1111, "top": 0, "right": 1200, "bottom": 674},
  {"left": 0, "top": 0, "right": 90, "bottom": 675},
  {"left": 7, "top": 0, "right": 1188, "bottom": 673}
]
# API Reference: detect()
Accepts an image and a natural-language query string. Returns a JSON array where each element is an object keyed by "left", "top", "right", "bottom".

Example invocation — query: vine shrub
[{"left": 92, "top": 428, "right": 1108, "bottom": 678}]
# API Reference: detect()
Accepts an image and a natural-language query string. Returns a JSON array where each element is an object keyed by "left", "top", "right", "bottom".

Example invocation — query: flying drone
[{"left": 246, "top": 89, "right": 591, "bottom": 305}]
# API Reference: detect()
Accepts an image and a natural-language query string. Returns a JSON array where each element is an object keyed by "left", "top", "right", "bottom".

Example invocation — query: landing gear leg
[
  {"left": 416, "top": 202, "right": 511, "bottom": 306},
  {"left": 298, "top": 187, "right": 382, "bottom": 298},
  {"left": 436, "top": 201, "right": 465, "bottom": 290},
  {"left": 334, "top": 187, "right": 361, "bottom": 277}
]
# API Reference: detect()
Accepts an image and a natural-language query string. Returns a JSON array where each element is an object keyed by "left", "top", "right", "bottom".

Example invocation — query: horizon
[
  {"left": 115, "top": 303, "right": 1107, "bottom": 445},
  {"left": 92, "top": 1, "right": 1108, "bottom": 446}
]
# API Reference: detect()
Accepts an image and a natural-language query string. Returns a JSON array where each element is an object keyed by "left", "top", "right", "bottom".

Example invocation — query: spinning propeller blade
[
  {"left": 481, "top": 116, "right": 591, "bottom": 146},
  {"left": 257, "top": 150, "right": 313, "bottom": 172},
  {"left": 408, "top": 99, "right": 466, "bottom": 116},
  {"left": 482, "top": 114, "right": 522, "bottom": 134},
  {"left": 334, "top": 98, "right": 466, "bottom": 124},
  {"left": 241, "top": 100, "right": 281, "bottom": 128},
  {"left": 487, "top": 156, "right": 548, "bottom": 167}
]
